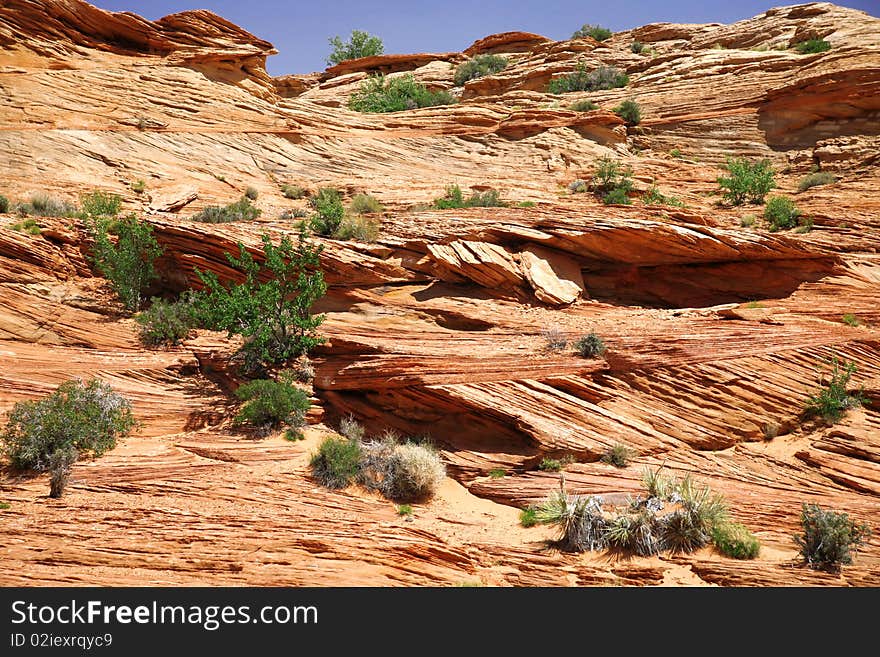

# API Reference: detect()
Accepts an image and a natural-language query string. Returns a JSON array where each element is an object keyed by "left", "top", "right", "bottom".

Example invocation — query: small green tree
[
  {"left": 193, "top": 226, "right": 327, "bottom": 371},
  {"left": 88, "top": 214, "right": 163, "bottom": 312},
  {"left": 717, "top": 157, "right": 776, "bottom": 205},
  {"left": 233, "top": 375, "right": 310, "bottom": 434},
  {"left": 327, "top": 30, "right": 384, "bottom": 66}
]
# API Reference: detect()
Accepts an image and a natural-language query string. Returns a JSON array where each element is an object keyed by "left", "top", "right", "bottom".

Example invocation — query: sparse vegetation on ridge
[
  {"left": 797, "top": 171, "right": 835, "bottom": 192},
  {"left": 349, "top": 74, "right": 455, "bottom": 113},
  {"left": 191, "top": 196, "right": 261, "bottom": 223},
  {"left": 548, "top": 63, "right": 629, "bottom": 94},
  {"left": 571, "top": 24, "right": 613, "bottom": 41},
  {"left": 326, "top": 29, "right": 384, "bottom": 66},
  {"left": 433, "top": 184, "right": 506, "bottom": 209},
  {"left": 454, "top": 54, "right": 508, "bottom": 86},
  {"left": 575, "top": 332, "right": 606, "bottom": 358},
  {"left": 233, "top": 375, "right": 310, "bottom": 437},
  {"left": 763, "top": 195, "right": 801, "bottom": 231},
  {"left": 801, "top": 357, "right": 865, "bottom": 425},
  {"left": 589, "top": 156, "right": 634, "bottom": 205},
  {"left": 612, "top": 98, "right": 641, "bottom": 125},
  {"left": 795, "top": 503, "right": 870, "bottom": 571},
  {"left": 136, "top": 295, "right": 196, "bottom": 347},
  {"left": 792, "top": 39, "right": 831, "bottom": 54},
  {"left": 717, "top": 156, "right": 776, "bottom": 205}
]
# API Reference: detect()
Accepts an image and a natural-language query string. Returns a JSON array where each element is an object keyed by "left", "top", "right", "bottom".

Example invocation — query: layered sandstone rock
[{"left": 0, "top": 0, "right": 878, "bottom": 587}]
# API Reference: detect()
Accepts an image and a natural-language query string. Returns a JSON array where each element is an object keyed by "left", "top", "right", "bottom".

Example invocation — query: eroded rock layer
[{"left": 1, "top": 0, "right": 878, "bottom": 587}]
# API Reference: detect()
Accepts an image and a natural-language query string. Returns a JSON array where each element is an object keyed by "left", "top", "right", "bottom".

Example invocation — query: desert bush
[
  {"left": 605, "top": 510, "right": 663, "bottom": 556},
  {"left": 712, "top": 521, "right": 760, "bottom": 559},
  {"left": 192, "top": 196, "right": 261, "bottom": 223},
  {"left": 233, "top": 376, "right": 309, "bottom": 432},
  {"left": 643, "top": 185, "right": 684, "bottom": 207},
  {"left": 88, "top": 213, "right": 162, "bottom": 312},
  {"left": 131, "top": 179, "right": 146, "bottom": 194},
  {"left": 310, "top": 436, "right": 362, "bottom": 488},
  {"left": 81, "top": 190, "right": 122, "bottom": 218},
  {"left": 136, "top": 295, "right": 196, "bottom": 347},
  {"left": 601, "top": 443, "right": 633, "bottom": 468},
  {"left": 280, "top": 184, "right": 307, "bottom": 199},
  {"left": 602, "top": 186, "right": 631, "bottom": 205},
  {"left": 669, "top": 148, "right": 685, "bottom": 159},
  {"left": 797, "top": 171, "right": 835, "bottom": 192},
  {"left": 548, "top": 63, "right": 628, "bottom": 94},
  {"left": 334, "top": 215, "right": 381, "bottom": 242},
  {"left": 590, "top": 157, "right": 633, "bottom": 197},
  {"left": 244, "top": 186, "right": 259, "bottom": 201},
  {"left": 349, "top": 193, "right": 383, "bottom": 214},
  {"left": 764, "top": 195, "right": 800, "bottom": 231},
  {"left": 794, "top": 503, "right": 870, "bottom": 571},
  {"left": 291, "top": 356, "right": 315, "bottom": 383},
  {"left": 433, "top": 184, "right": 506, "bottom": 209},
  {"left": 349, "top": 74, "right": 455, "bottom": 113},
  {"left": 574, "top": 332, "right": 606, "bottom": 358},
  {"left": 489, "top": 468, "right": 506, "bottom": 478},
  {"left": 717, "top": 156, "right": 776, "bottom": 205},
  {"left": 542, "top": 325, "right": 568, "bottom": 351},
  {"left": 0, "top": 194, "right": 8, "bottom": 213},
  {"left": 842, "top": 313, "right": 861, "bottom": 327},
  {"left": 10, "top": 218, "right": 41, "bottom": 235},
  {"left": 612, "top": 99, "right": 641, "bottom": 125},
  {"left": 793, "top": 39, "right": 831, "bottom": 54},
  {"left": 192, "top": 227, "right": 327, "bottom": 371},
  {"left": 327, "top": 29, "right": 384, "bottom": 66},
  {"left": 309, "top": 187, "right": 345, "bottom": 236},
  {"left": 642, "top": 465, "right": 673, "bottom": 499},
  {"left": 1, "top": 378, "right": 136, "bottom": 472},
  {"left": 519, "top": 507, "right": 539, "bottom": 527},
  {"left": 802, "top": 357, "right": 865, "bottom": 424},
  {"left": 397, "top": 504, "right": 413, "bottom": 516},
  {"left": 740, "top": 214, "right": 757, "bottom": 228},
  {"left": 536, "top": 490, "right": 608, "bottom": 552},
  {"left": 631, "top": 41, "right": 645, "bottom": 53},
  {"left": 382, "top": 441, "right": 446, "bottom": 502},
  {"left": 16, "top": 193, "right": 77, "bottom": 218},
  {"left": 338, "top": 415, "right": 366, "bottom": 442},
  {"left": 454, "top": 54, "right": 507, "bottom": 86},
  {"left": 568, "top": 179, "right": 588, "bottom": 193},
  {"left": 280, "top": 208, "right": 309, "bottom": 220},
  {"left": 572, "top": 24, "right": 613, "bottom": 41},
  {"left": 662, "top": 475, "right": 728, "bottom": 553},
  {"left": 569, "top": 99, "right": 598, "bottom": 112}
]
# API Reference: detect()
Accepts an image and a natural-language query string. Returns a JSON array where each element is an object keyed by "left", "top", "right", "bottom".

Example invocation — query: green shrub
[
  {"left": 740, "top": 214, "right": 756, "bottom": 228},
  {"left": 233, "top": 376, "right": 310, "bottom": 432},
  {"left": 717, "top": 157, "right": 776, "bottom": 205},
  {"left": 606, "top": 510, "right": 663, "bottom": 556},
  {"left": 793, "top": 39, "right": 831, "bottom": 54},
  {"left": 712, "top": 521, "right": 760, "bottom": 559},
  {"left": 569, "top": 99, "right": 598, "bottom": 112},
  {"left": 0, "top": 194, "right": 9, "bottom": 213},
  {"left": 192, "top": 227, "right": 327, "bottom": 371},
  {"left": 548, "top": 63, "right": 628, "bottom": 94},
  {"left": 802, "top": 357, "right": 865, "bottom": 424},
  {"left": 536, "top": 490, "right": 608, "bottom": 552},
  {"left": 662, "top": 475, "right": 728, "bottom": 553},
  {"left": 572, "top": 24, "right": 613, "bottom": 41},
  {"left": 643, "top": 185, "right": 684, "bottom": 207},
  {"left": 794, "top": 503, "right": 870, "bottom": 571},
  {"left": 349, "top": 74, "right": 455, "bottom": 113},
  {"left": 433, "top": 184, "right": 506, "bottom": 209},
  {"left": 797, "top": 171, "right": 835, "bottom": 192},
  {"left": 337, "top": 215, "right": 381, "bottom": 242},
  {"left": 764, "top": 195, "right": 800, "bottom": 231},
  {"left": 631, "top": 41, "right": 645, "bottom": 53},
  {"left": 192, "top": 196, "right": 261, "bottom": 223},
  {"left": 339, "top": 415, "right": 366, "bottom": 442},
  {"left": 309, "top": 187, "right": 345, "bottom": 236},
  {"left": 591, "top": 157, "right": 633, "bottom": 196},
  {"left": 16, "top": 193, "right": 76, "bottom": 217},
  {"left": 131, "top": 179, "right": 146, "bottom": 194},
  {"left": 612, "top": 99, "right": 641, "bottom": 125},
  {"left": 327, "top": 29, "right": 384, "bottom": 66},
  {"left": 349, "top": 193, "right": 383, "bottom": 214},
  {"left": 538, "top": 457, "right": 571, "bottom": 472},
  {"left": 603, "top": 186, "right": 631, "bottom": 205},
  {"left": 842, "top": 313, "right": 861, "bottom": 327},
  {"left": 488, "top": 468, "right": 506, "bottom": 478},
  {"left": 135, "top": 295, "right": 195, "bottom": 347},
  {"left": 574, "top": 332, "right": 606, "bottom": 358},
  {"left": 310, "top": 436, "right": 362, "bottom": 488},
  {"left": 88, "top": 213, "right": 163, "bottom": 312},
  {"left": 454, "top": 54, "right": 508, "bottom": 86},
  {"left": 519, "top": 507, "right": 538, "bottom": 527},
  {"left": 81, "top": 190, "right": 122, "bottom": 218},
  {"left": 397, "top": 504, "right": 413, "bottom": 516},
  {"left": 280, "top": 208, "right": 309, "bottom": 220},
  {"left": 1, "top": 378, "right": 136, "bottom": 472},
  {"left": 601, "top": 443, "right": 633, "bottom": 468},
  {"left": 280, "top": 184, "right": 307, "bottom": 199},
  {"left": 669, "top": 148, "right": 685, "bottom": 159},
  {"left": 568, "top": 179, "right": 588, "bottom": 193},
  {"left": 10, "top": 218, "right": 41, "bottom": 235},
  {"left": 518, "top": 201, "right": 536, "bottom": 208},
  {"left": 244, "top": 186, "right": 259, "bottom": 201}
]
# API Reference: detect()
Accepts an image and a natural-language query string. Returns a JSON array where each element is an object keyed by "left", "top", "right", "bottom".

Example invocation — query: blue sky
[{"left": 89, "top": 1, "right": 880, "bottom": 75}]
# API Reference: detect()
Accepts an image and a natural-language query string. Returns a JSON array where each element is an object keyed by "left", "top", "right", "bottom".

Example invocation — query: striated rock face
[{"left": 1, "top": 0, "right": 879, "bottom": 587}]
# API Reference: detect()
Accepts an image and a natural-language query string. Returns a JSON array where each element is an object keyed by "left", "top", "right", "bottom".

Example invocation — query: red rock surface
[{"left": 1, "top": 0, "right": 879, "bottom": 587}]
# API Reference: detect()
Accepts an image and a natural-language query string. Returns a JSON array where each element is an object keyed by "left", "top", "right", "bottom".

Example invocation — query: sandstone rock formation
[{"left": 0, "top": 0, "right": 878, "bottom": 587}]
